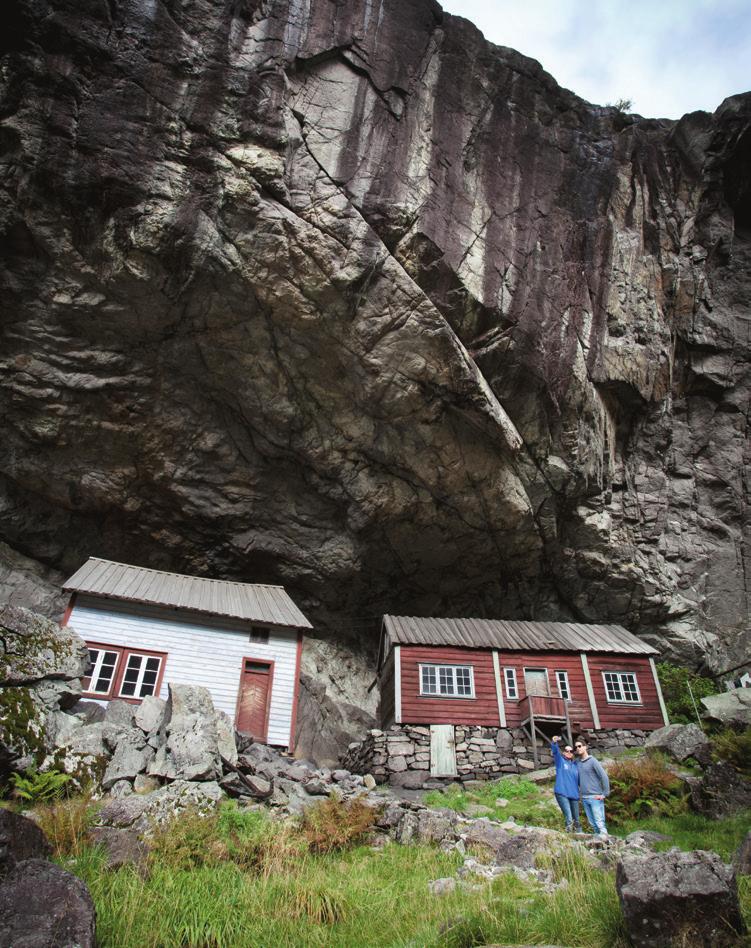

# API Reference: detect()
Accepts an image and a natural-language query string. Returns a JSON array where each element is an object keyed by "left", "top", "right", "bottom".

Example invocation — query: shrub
[
  {"left": 656, "top": 662, "right": 717, "bottom": 724},
  {"left": 149, "top": 804, "right": 306, "bottom": 876},
  {"left": 10, "top": 767, "right": 71, "bottom": 804},
  {"left": 712, "top": 727, "right": 751, "bottom": 776},
  {"left": 34, "top": 795, "right": 96, "bottom": 857},
  {"left": 298, "top": 794, "right": 380, "bottom": 854},
  {"left": 607, "top": 756, "right": 685, "bottom": 825}
]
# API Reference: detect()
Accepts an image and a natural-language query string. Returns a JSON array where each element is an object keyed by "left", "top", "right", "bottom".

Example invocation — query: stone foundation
[{"left": 341, "top": 725, "right": 649, "bottom": 785}]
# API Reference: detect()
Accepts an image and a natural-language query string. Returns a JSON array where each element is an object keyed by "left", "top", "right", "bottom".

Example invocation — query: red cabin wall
[
  {"left": 392, "top": 646, "right": 663, "bottom": 732},
  {"left": 587, "top": 655, "right": 664, "bottom": 730},
  {"left": 498, "top": 652, "right": 595, "bottom": 730},
  {"left": 399, "top": 646, "right": 500, "bottom": 726}
]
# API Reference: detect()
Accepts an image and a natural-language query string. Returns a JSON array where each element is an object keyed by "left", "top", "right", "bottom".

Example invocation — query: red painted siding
[
  {"left": 587, "top": 655, "right": 664, "bottom": 730},
  {"left": 391, "top": 646, "right": 664, "bottom": 732},
  {"left": 498, "top": 652, "right": 595, "bottom": 730},
  {"left": 399, "top": 646, "right": 500, "bottom": 726}
]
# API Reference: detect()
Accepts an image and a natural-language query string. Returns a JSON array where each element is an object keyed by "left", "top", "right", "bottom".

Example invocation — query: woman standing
[{"left": 550, "top": 735, "right": 582, "bottom": 832}]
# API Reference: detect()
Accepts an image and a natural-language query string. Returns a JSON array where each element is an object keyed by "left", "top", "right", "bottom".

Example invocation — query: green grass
[
  {"left": 614, "top": 808, "right": 751, "bottom": 860},
  {"left": 424, "top": 777, "right": 564, "bottom": 829},
  {"left": 57, "top": 798, "right": 751, "bottom": 948}
]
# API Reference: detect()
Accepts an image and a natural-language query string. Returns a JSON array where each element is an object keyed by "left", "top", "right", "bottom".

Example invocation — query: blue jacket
[{"left": 550, "top": 741, "right": 580, "bottom": 799}]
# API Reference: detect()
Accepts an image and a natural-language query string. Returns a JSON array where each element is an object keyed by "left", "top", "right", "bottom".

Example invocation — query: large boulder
[
  {"left": 0, "top": 858, "right": 96, "bottom": 948},
  {"left": 645, "top": 723, "right": 711, "bottom": 764},
  {"left": 701, "top": 689, "right": 751, "bottom": 728},
  {"left": 687, "top": 761, "right": 751, "bottom": 818},
  {"left": 148, "top": 684, "right": 229, "bottom": 782},
  {"left": 0, "top": 605, "right": 88, "bottom": 685},
  {"left": 0, "top": 606, "right": 89, "bottom": 775},
  {"left": 0, "top": 810, "right": 51, "bottom": 874},
  {"left": 616, "top": 849, "right": 747, "bottom": 947}
]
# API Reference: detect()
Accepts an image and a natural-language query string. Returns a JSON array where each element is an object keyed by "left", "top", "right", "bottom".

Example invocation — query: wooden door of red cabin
[{"left": 236, "top": 659, "right": 273, "bottom": 740}]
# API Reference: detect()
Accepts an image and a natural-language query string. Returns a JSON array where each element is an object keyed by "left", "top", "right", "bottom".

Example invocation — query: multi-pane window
[
  {"left": 504, "top": 667, "right": 518, "bottom": 699},
  {"left": 556, "top": 670, "right": 571, "bottom": 700},
  {"left": 82, "top": 642, "right": 166, "bottom": 702},
  {"left": 603, "top": 671, "right": 641, "bottom": 703},
  {"left": 83, "top": 648, "right": 120, "bottom": 695},
  {"left": 249, "top": 627, "right": 270, "bottom": 645},
  {"left": 119, "top": 653, "right": 163, "bottom": 699},
  {"left": 419, "top": 664, "right": 474, "bottom": 698}
]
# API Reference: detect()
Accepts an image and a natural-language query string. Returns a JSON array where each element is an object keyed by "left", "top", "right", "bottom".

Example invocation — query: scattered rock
[
  {"left": 624, "top": 830, "right": 671, "bottom": 850},
  {"left": 645, "top": 723, "right": 711, "bottom": 764},
  {"left": 363, "top": 774, "right": 377, "bottom": 790},
  {"left": 0, "top": 810, "right": 51, "bottom": 873},
  {"left": 88, "top": 826, "right": 149, "bottom": 872},
  {"left": 0, "top": 858, "right": 96, "bottom": 948},
  {"left": 134, "top": 696, "right": 168, "bottom": 735},
  {"left": 701, "top": 690, "right": 751, "bottom": 728},
  {"left": 616, "top": 849, "right": 747, "bottom": 947},
  {"left": 109, "top": 779, "right": 134, "bottom": 798},
  {"left": 428, "top": 877, "right": 456, "bottom": 896},
  {"left": 687, "top": 761, "right": 751, "bottom": 817},
  {"left": 389, "top": 770, "right": 425, "bottom": 789},
  {"left": 133, "top": 774, "right": 160, "bottom": 794},
  {"left": 461, "top": 820, "right": 563, "bottom": 870},
  {"left": 104, "top": 700, "right": 136, "bottom": 729},
  {"left": 103, "top": 742, "right": 155, "bottom": 789}
]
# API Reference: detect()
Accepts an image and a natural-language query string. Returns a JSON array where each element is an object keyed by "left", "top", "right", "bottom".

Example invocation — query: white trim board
[
  {"left": 580, "top": 653, "right": 601, "bottom": 729},
  {"left": 649, "top": 657, "right": 670, "bottom": 726},
  {"left": 491, "top": 651, "right": 507, "bottom": 727},
  {"left": 394, "top": 646, "right": 402, "bottom": 724}
]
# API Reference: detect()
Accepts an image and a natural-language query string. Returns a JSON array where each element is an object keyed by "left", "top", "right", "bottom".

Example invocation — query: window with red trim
[{"left": 82, "top": 644, "right": 166, "bottom": 701}]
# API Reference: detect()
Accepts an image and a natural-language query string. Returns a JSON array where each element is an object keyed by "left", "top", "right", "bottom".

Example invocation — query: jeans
[
  {"left": 582, "top": 796, "right": 608, "bottom": 835},
  {"left": 554, "top": 793, "right": 581, "bottom": 829}
]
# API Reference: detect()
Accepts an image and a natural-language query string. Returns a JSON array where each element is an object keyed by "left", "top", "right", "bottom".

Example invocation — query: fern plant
[{"left": 10, "top": 767, "right": 72, "bottom": 803}]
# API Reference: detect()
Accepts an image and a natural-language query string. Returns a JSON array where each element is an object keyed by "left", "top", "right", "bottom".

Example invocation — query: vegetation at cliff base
[{"left": 46, "top": 796, "right": 750, "bottom": 948}]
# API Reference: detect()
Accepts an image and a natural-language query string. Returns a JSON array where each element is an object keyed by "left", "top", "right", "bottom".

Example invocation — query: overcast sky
[{"left": 440, "top": 0, "right": 751, "bottom": 119}]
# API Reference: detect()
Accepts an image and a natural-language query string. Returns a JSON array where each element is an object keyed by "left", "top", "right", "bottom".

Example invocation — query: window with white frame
[
  {"left": 119, "top": 652, "right": 163, "bottom": 699},
  {"left": 504, "top": 667, "right": 518, "bottom": 699},
  {"left": 82, "top": 643, "right": 166, "bottom": 701},
  {"left": 602, "top": 671, "right": 641, "bottom": 703},
  {"left": 419, "top": 664, "right": 474, "bottom": 698},
  {"left": 555, "top": 670, "right": 571, "bottom": 700},
  {"left": 83, "top": 647, "right": 121, "bottom": 695}
]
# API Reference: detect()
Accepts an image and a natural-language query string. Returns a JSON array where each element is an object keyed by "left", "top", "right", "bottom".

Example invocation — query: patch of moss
[{"left": 0, "top": 686, "right": 47, "bottom": 770}]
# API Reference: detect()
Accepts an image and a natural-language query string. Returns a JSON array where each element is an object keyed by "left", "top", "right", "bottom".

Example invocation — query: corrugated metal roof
[
  {"left": 63, "top": 558, "right": 313, "bottom": 629},
  {"left": 382, "top": 615, "right": 658, "bottom": 657}
]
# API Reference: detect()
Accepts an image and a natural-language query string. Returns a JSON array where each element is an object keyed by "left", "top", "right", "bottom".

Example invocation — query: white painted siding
[{"left": 69, "top": 595, "right": 300, "bottom": 748}]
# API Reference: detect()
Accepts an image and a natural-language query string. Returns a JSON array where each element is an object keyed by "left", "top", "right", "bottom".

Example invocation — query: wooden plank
[
  {"left": 394, "top": 645, "right": 402, "bottom": 724},
  {"left": 492, "top": 651, "right": 507, "bottom": 727},
  {"left": 430, "top": 724, "right": 457, "bottom": 776},
  {"left": 580, "top": 653, "right": 601, "bottom": 730}
]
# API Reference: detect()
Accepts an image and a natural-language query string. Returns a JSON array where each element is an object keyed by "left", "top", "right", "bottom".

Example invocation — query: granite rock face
[{"left": 1, "top": 0, "right": 750, "bottom": 757}]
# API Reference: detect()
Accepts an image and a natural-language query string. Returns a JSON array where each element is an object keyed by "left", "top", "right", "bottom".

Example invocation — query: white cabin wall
[{"left": 69, "top": 595, "right": 300, "bottom": 747}]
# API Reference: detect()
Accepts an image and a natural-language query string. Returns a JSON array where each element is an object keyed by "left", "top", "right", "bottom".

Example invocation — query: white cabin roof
[{"left": 63, "top": 557, "right": 313, "bottom": 629}]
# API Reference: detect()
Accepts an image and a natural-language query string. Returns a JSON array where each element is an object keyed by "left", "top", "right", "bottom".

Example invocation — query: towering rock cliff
[{"left": 1, "top": 0, "right": 749, "bottom": 755}]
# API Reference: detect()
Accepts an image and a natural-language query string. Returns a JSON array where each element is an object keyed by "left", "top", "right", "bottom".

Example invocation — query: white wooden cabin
[{"left": 62, "top": 558, "right": 312, "bottom": 749}]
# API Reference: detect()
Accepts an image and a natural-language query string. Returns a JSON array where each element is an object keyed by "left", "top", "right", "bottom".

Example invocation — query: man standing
[{"left": 574, "top": 736, "right": 610, "bottom": 837}]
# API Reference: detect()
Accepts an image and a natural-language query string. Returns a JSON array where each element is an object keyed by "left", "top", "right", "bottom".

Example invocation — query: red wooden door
[{"left": 236, "top": 659, "right": 273, "bottom": 740}]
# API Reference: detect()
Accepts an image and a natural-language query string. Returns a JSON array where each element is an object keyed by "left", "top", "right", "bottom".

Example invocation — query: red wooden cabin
[{"left": 377, "top": 615, "right": 668, "bottom": 765}]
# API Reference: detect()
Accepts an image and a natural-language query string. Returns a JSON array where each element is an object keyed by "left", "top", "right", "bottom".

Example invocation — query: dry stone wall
[{"left": 343, "top": 725, "right": 649, "bottom": 785}]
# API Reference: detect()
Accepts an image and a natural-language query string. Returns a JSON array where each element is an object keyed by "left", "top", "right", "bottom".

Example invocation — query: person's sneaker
[{"left": 573, "top": 824, "right": 583, "bottom": 833}]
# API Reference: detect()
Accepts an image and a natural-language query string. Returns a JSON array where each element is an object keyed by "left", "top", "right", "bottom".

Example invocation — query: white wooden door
[{"left": 430, "top": 724, "right": 457, "bottom": 777}]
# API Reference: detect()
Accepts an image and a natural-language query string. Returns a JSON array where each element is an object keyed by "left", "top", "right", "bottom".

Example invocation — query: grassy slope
[{"left": 49, "top": 787, "right": 750, "bottom": 948}]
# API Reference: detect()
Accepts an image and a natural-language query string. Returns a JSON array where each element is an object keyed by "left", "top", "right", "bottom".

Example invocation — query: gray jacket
[{"left": 577, "top": 755, "right": 610, "bottom": 797}]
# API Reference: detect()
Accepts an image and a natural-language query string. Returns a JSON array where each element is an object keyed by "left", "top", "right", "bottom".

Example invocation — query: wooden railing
[{"left": 519, "top": 693, "right": 568, "bottom": 722}]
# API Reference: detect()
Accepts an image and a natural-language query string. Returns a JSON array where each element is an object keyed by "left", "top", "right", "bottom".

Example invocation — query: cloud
[{"left": 440, "top": 0, "right": 751, "bottom": 118}]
